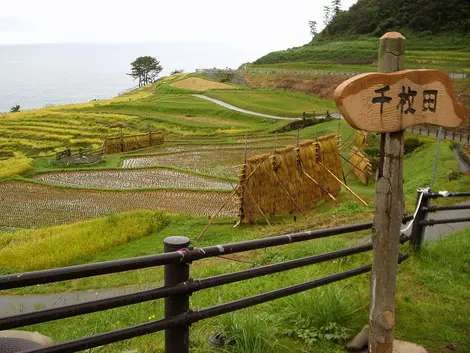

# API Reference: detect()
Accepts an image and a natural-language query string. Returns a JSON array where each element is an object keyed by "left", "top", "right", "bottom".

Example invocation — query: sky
[{"left": 0, "top": 0, "right": 357, "bottom": 49}]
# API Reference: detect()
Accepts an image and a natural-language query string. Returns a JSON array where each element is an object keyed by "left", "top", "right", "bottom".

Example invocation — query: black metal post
[
  {"left": 164, "top": 236, "right": 190, "bottom": 353},
  {"left": 410, "top": 192, "right": 430, "bottom": 249}
]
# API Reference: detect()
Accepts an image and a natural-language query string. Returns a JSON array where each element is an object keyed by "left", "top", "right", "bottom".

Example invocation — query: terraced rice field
[
  {"left": 130, "top": 137, "right": 299, "bottom": 155},
  {"left": 33, "top": 169, "right": 233, "bottom": 190},
  {"left": 121, "top": 149, "right": 272, "bottom": 178},
  {"left": 0, "top": 182, "right": 238, "bottom": 229}
]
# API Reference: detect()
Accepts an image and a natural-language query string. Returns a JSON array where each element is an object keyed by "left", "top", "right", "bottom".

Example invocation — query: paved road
[
  {"left": 0, "top": 283, "right": 156, "bottom": 318},
  {"left": 192, "top": 94, "right": 342, "bottom": 121},
  {"left": 193, "top": 94, "right": 301, "bottom": 120},
  {"left": 454, "top": 149, "right": 470, "bottom": 173},
  {"left": 421, "top": 200, "right": 470, "bottom": 242}
]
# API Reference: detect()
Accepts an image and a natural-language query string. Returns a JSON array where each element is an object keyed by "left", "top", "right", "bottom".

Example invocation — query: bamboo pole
[
  {"left": 318, "top": 161, "right": 368, "bottom": 206},
  {"left": 275, "top": 175, "right": 305, "bottom": 216},
  {"left": 246, "top": 188, "right": 272, "bottom": 226},
  {"left": 196, "top": 188, "right": 239, "bottom": 241},
  {"left": 301, "top": 170, "right": 337, "bottom": 201}
]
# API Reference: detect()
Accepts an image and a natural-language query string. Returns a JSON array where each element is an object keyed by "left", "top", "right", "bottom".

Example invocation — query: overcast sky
[{"left": 1, "top": 0, "right": 357, "bottom": 49}]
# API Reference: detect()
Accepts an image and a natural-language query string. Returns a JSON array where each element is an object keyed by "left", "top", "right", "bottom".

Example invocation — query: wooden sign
[{"left": 334, "top": 69, "right": 467, "bottom": 132}]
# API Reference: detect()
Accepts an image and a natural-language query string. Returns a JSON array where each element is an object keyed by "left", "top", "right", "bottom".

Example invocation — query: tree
[
  {"left": 331, "top": 0, "right": 342, "bottom": 18},
  {"left": 10, "top": 104, "right": 20, "bottom": 113},
  {"left": 127, "top": 56, "right": 163, "bottom": 87},
  {"left": 323, "top": 6, "right": 331, "bottom": 27},
  {"left": 170, "top": 69, "right": 184, "bottom": 75},
  {"left": 308, "top": 20, "right": 318, "bottom": 37}
]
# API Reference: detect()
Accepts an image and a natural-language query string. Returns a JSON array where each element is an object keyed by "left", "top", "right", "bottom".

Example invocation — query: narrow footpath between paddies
[{"left": 1, "top": 201, "right": 470, "bottom": 318}]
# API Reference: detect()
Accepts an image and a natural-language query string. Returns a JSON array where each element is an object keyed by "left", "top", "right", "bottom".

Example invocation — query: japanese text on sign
[{"left": 372, "top": 85, "right": 438, "bottom": 115}]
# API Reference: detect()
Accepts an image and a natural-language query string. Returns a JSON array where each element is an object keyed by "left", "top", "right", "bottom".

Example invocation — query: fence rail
[
  {"left": 196, "top": 68, "right": 469, "bottom": 79},
  {"left": 0, "top": 216, "right": 414, "bottom": 353},
  {"left": 409, "top": 126, "right": 470, "bottom": 143},
  {"left": 410, "top": 190, "right": 470, "bottom": 248}
]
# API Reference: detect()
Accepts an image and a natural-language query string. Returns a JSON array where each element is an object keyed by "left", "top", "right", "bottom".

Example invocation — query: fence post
[
  {"left": 410, "top": 192, "right": 430, "bottom": 250},
  {"left": 427, "top": 128, "right": 430, "bottom": 136},
  {"left": 164, "top": 236, "right": 190, "bottom": 353}
]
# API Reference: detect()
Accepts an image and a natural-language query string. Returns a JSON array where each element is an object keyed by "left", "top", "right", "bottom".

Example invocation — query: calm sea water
[{"left": 0, "top": 43, "right": 265, "bottom": 113}]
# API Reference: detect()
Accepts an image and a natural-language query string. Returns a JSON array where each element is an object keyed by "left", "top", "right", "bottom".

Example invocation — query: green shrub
[{"left": 404, "top": 137, "right": 425, "bottom": 155}]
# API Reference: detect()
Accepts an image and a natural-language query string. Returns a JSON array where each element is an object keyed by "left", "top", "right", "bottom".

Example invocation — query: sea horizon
[{"left": 0, "top": 42, "right": 274, "bottom": 113}]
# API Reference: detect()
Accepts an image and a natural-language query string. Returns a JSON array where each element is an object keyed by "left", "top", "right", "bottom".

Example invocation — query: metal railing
[
  {"left": 0, "top": 219, "right": 413, "bottom": 353},
  {"left": 410, "top": 190, "right": 470, "bottom": 248},
  {"left": 409, "top": 126, "right": 470, "bottom": 143},
  {"left": 196, "top": 68, "right": 469, "bottom": 79}
]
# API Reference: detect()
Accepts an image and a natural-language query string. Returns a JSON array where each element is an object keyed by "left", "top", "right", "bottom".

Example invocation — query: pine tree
[
  {"left": 323, "top": 6, "right": 331, "bottom": 27},
  {"left": 127, "top": 56, "right": 163, "bottom": 87},
  {"left": 308, "top": 20, "right": 318, "bottom": 37}
]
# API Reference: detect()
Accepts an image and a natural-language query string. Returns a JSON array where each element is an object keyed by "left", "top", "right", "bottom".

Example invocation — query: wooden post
[
  {"left": 333, "top": 35, "right": 466, "bottom": 353},
  {"left": 369, "top": 32, "right": 406, "bottom": 353}
]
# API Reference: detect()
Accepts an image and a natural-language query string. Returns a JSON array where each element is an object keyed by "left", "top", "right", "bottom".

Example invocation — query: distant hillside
[
  {"left": 253, "top": 0, "right": 470, "bottom": 70},
  {"left": 321, "top": 0, "right": 470, "bottom": 39}
]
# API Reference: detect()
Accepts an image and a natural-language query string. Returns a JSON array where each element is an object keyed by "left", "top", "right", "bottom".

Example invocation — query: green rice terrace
[{"left": 1, "top": 70, "right": 470, "bottom": 353}]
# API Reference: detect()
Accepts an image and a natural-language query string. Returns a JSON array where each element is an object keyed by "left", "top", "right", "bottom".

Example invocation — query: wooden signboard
[
  {"left": 334, "top": 69, "right": 467, "bottom": 132},
  {"left": 334, "top": 32, "right": 467, "bottom": 353}
]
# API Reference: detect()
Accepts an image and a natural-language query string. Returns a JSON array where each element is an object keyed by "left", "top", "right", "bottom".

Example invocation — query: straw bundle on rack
[
  {"left": 104, "top": 132, "right": 164, "bottom": 154},
  {"left": 355, "top": 130, "right": 368, "bottom": 150},
  {"left": 349, "top": 147, "right": 372, "bottom": 185},
  {"left": 238, "top": 134, "right": 341, "bottom": 223}
]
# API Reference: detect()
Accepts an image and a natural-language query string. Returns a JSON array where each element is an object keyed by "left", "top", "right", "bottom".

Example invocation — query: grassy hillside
[
  {"left": 253, "top": 0, "right": 469, "bottom": 73},
  {"left": 252, "top": 36, "right": 470, "bottom": 73},
  {"left": 0, "top": 77, "right": 284, "bottom": 161},
  {"left": 204, "top": 88, "right": 336, "bottom": 118},
  {"left": 320, "top": 0, "right": 470, "bottom": 39}
]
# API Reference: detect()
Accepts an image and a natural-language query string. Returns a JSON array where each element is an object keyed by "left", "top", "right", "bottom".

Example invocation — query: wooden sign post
[{"left": 334, "top": 32, "right": 467, "bottom": 353}]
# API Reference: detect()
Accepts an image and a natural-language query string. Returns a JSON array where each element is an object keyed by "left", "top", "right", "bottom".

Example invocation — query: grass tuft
[
  {"left": 0, "top": 211, "right": 168, "bottom": 272},
  {"left": 216, "top": 313, "right": 286, "bottom": 353}
]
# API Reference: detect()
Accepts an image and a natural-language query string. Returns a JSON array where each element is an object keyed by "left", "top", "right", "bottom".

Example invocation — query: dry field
[
  {"left": 0, "top": 182, "right": 238, "bottom": 229},
  {"left": 121, "top": 149, "right": 272, "bottom": 178},
  {"left": 170, "top": 77, "right": 234, "bottom": 91},
  {"left": 125, "top": 138, "right": 298, "bottom": 155},
  {"left": 32, "top": 169, "right": 232, "bottom": 190}
]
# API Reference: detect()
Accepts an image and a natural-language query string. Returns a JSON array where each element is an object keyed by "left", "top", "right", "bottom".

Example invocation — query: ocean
[{"left": 0, "top": 43, "right": 267, "bottom": 113}]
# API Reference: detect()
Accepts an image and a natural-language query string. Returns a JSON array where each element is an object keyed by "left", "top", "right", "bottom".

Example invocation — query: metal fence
[
  {"left": 409, "top": 190, "right": 470, "bottom": 248},
  {"left": 0, "top": 219, "right": 413, "bottom": 353},
  {"left": 196, "top": 68, "right": 469, "bottom": 79},
  {"left": 409, "top": 126, "right": 470, "bottom": 143}
]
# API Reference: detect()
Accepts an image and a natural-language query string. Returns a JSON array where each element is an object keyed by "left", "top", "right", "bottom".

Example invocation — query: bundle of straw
[
  {"left": 349, "top": 147, "right": 372, "bottom": 185},
  {"left": 238, "top": 134, "right": 341, "bottom": 223}
]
